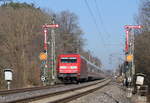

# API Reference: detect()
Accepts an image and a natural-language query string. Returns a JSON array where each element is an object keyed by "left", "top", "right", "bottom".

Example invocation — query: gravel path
[{"left": 68, "top": 82, "right": 132, "bottom": 103}]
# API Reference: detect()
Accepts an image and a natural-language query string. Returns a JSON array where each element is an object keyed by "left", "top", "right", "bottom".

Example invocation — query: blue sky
[{"left": 12, "top": 0, "right": 140, "bottom": 70}]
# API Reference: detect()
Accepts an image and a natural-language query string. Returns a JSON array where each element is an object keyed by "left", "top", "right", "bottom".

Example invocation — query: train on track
[{"left": 57, "top": 54, "right": 105, "bottom": 83}]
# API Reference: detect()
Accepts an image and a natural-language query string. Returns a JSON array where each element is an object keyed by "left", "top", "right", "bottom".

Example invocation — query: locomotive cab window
[{"left": 61, "top": 57, "right": 77, "bottom": 63}]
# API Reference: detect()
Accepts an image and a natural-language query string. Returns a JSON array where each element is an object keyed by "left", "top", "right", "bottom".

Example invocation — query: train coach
[{"left": 57, "top": 54, "right": 105, "bottom": 83}]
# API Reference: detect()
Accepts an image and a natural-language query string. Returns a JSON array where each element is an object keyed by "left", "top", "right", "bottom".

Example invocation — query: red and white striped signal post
[
  {"left": 43, "top": 24, "right": 59, "bottom": 28},
  {"left": 124, "top": 25, "right": 142, "bottom": 88},
  {"left": 124, "top": 25, "right": 142, "bottom": 53},
  {"left": 43, "top": 28, "right": 48, "bottom": 51},
  {"left": 42, "top": 24, "right": 59, "bottom": 53},
  {"left": 42, "top": 23, "right": 59, "bottom": 85}
]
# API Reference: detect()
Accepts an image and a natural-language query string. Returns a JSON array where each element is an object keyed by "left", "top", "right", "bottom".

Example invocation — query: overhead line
[
  {"left": 84, "top": 0, "right": 105, "bottom": 43},
  {"left": 94, "top": 0, "right": 111, "bottom": 38},
  {"left": 94, "top": 0, "right": 125, "bottom": 47}
]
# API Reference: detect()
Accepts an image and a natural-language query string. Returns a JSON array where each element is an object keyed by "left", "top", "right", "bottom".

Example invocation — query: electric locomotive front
[{"left": 57, "top": 54, "right": 80, "bottom": 82}]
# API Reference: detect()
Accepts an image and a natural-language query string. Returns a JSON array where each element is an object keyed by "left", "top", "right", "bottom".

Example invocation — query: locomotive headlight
[
  {"left": 70, "top": 66, "right": 77, "bottom": 69},
  {"left": 60, "top": 66, "right": 67, "bottom": 69}
]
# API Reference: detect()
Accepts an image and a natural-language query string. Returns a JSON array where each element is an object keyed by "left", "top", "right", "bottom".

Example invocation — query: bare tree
[
  {"left": 135, "top": 0, "right": 150, "bottom": 86},
  {"left": 0, "top": 3, "right": 50, "bottom": 88},
  {"left": 0, "top": 3, "right": 102, "bottom": 89},
  {"left": 55, "top": 11, "right": 83, "bottom": 54}
]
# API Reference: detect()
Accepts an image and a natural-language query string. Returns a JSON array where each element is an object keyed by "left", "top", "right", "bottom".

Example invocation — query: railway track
[
  {"left": 0, "top": 84, "right": 64, "bottom": 96},
  {"left": 0, "top": 79, "right": 110, "bottom": 103},
  {"left": 0, "top": 84, "right": 66, "bottom": 103}
]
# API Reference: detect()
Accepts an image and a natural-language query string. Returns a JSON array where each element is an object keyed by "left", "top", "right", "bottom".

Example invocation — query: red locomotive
[{"left": 57, "top": 54, "right": 104, "bottom": 83}]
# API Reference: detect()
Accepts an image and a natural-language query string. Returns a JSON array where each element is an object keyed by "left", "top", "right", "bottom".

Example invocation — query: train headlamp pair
[
  {"left": 70, "top": 66, "right": 77, "bottom": 69},
  {"left": 60, "top": 66, "right": 77, "bottom": 69}
]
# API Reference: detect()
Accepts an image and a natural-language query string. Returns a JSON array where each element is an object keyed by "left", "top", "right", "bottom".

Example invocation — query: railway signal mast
[
  {"left": 41, "top": 15, "right": 59, "bottom": 85},
  {"left": 124, "top": 25, "right": 142, "bottom": 87}
]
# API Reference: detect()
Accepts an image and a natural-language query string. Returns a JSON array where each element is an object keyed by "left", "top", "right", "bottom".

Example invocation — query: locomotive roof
[{"left": 59, "top": 54, "right": 80, "bottom": 56}]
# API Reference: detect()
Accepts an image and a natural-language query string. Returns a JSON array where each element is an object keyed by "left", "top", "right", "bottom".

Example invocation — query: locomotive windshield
[{"left": 61, "top": 57, "right": 77, "bottom": 63}]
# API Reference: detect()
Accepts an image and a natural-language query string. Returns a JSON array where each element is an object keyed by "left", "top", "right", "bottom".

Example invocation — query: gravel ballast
[{"left": 68, "top": 82, "right": 132, "bottom": 103}]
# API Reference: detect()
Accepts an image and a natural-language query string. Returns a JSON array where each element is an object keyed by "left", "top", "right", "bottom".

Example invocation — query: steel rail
[
  {"left": 0, "top": 84, "right": 64, "bottom": 96},
  {"left": 49, "top": 79, "right": 111, "bottom": 103},
  {"left": 0, "top": 78, "right": 110, "bottom": 103}
]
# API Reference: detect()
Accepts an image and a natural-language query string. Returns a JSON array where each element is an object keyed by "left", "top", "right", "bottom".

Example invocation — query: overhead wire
[
  {"left": 84, "top": 0, "right": 124, "bottom": 69},
  {"left": 84, "top": 0, "right": 113, "bottom": 68},
  {"left": 84, "top": 0, "right": 105, "bottom": 43},
  {"left": 94, "top": 0, "right": 111, "bottom": 38},
  {"left": 94, "top": 0, "right": 124, "bottom": 48}
]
